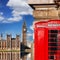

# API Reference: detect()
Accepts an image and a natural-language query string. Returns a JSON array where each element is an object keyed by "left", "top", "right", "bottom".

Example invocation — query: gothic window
[
  {"left": 12, "top": 53, "right": 15, "bottom": 60},
  {"left": 12, "top": 41, "right": 15, "bottom": 48},
  {"left": 5, "top": 53, "right": 6, "bottom": 59},
  {"left": 2, "top": 53, "right": 4, "bottom": 59},
  {"left": 7, "top": 41, "right": 10, "bottom": 48},
  {"left": 17, "top": 41, "right": 19, "bottom": 48},
  {"left": 0, "top": 42, "right": 1, "bottom": 48},
  {"left": 17, "top": 53, "right": 19, "bottom": 60},
  {"left": 7, "top": 53, "right": 10, "bottom": 60}
]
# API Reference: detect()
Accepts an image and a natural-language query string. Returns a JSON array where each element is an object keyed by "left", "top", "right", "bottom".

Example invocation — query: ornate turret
[
  {"left": 0, "top": 33, "right": 3, "bottom": 40},
  {"left": 16, "top": 34, "right": 20, "bottom": 49},
  {"left": 7, "top": 34, "right": 11, "bottom": 49}
]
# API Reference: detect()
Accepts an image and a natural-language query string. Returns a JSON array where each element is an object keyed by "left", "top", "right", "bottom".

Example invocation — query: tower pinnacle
[{"left": 22, "top": 21, "right": 27, "bottom": 46}]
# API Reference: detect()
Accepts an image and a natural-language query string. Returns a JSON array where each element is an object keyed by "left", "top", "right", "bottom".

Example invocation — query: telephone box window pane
[
  {"left": 49, "top": 56, "right": 54, "bottom": 59},
  {"left": 48, "top": 47, "right": 57, "bottom": 50},
  {"left": 49, "top": 30, "right": 58, "bottom": 33},
  {"left": 48, "top": 30, "right": 58, "bottom": 60},
  {"left": 48, "top": 39, "right": 57, "bottom": 42},
  {"left": 49, "top": 34, "right": 57, "bottom": 37},
  {"left": 49, "top": 43, "right": 57, "bottom": 46}
]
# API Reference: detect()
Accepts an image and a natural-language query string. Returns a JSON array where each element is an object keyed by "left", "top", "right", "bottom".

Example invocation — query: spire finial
[
  {"left": 23, "top": 20, "right": 26, "bottom": 27},
  {"left": 0, "top": 33, "right": 3, "bottom": 40}
]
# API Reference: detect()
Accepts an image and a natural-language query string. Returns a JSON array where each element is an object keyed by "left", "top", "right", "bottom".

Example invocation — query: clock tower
[{"left": 22, "top": 21, "right": 27, "bottom": 46}]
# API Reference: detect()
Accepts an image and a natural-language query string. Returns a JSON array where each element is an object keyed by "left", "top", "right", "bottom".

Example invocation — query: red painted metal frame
[{"left": 34, "top": 20, "right": 60, "bottom": 60}]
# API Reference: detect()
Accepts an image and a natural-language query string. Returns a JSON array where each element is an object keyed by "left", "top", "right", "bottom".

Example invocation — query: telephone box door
[{"left": 34, "top": 27, "right": 48, "bottom": 60}]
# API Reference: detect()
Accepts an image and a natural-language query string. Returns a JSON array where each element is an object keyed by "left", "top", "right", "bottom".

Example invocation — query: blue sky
[{"left": 0, "top": 0, "right": 34, "bottom": 41}]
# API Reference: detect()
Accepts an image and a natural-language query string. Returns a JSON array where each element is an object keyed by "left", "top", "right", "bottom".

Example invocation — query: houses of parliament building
[{"left": 0, "top": 21, "right": 27, "bottom": 60}]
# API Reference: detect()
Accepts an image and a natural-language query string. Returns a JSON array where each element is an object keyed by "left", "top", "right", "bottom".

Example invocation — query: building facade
[
  {"left": 0, "top": 21, "right": 29, "bottom": 60},
  {"left": 0, "top": 34, "right": 20, "bottom": 60}
]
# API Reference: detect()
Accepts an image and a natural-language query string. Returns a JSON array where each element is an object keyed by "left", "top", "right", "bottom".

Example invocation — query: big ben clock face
[{"left": 24, "top": 28, "right": 26, "bottom": 32}]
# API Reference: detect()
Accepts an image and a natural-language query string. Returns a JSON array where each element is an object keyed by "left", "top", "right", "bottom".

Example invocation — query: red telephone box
[{"left": 34, "top": 20, "right": 60, "bottom": 60}]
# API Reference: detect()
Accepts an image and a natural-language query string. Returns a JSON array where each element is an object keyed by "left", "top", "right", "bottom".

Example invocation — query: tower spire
[
  {"left": 23, "top": 21, "right": 26, "bottom": 27},
  {"left": 22, "top": 21, "right": 27, "bottom": 46}
]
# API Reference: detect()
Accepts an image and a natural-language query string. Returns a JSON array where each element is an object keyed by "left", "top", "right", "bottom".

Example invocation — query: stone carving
[{"left": 33, "top": 9, "right": 59, "bottom": 19}]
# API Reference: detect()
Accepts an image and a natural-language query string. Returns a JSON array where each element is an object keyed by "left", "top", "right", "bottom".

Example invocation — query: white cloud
[
  {"left": 0, "top": 16, "right": 22, "bottom": 23},
  {"left": 30, "top": 25, "right": 34, "bottom": 31},
  {"left": 8, "top": 16, "right": 22, "bottom": 22},
  {"left": 7, "top": 0, "right": 27, "bottom": 7},
  {"left": 27, "top": 33, "right": 33, "bottom": 36},
  {"left": 30, "top": 24, "right": 34, "bottom": 40},
  {"left": 0, "top": 11, "right": 22, "bottom": 23},
  {"left": 0, "top": 0, "right": 33, "bottom": 23},
  {"left": 27, "top": 33, "right": 34, "bottom": 41},
  {"left": 0, "top": 16, "right": 4, "bottom": 21},
  {"left": 2, "top": 0, "right": 33, "bottom": 23},
  {"left": 0, "top": 12, "right": 4, "bottom": 21},
  {"left": 7, "top": 0, "right": 33, "bottom": 15}
]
